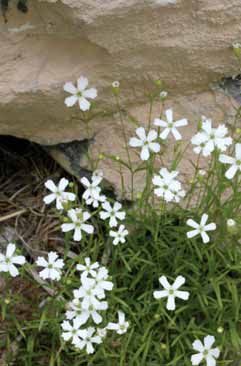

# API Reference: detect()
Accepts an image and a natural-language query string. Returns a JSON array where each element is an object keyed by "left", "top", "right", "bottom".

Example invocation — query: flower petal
[
  {"left": 6, "top": 243, "right": 16, "bottom": 257},
  {"left": 77, "top": 76, "right": 88, "bottom": 91},
  {"left": 82, "top": 88, "right": 97, "bottom": 99},
  {"left": 187, "top": 229, "right": 199, "bottom": 238},
  {"left": 201, "top": 231, "right": 210, "bottom": 244},
  {"left": 43, "top": 193, "right": 56, "bottom": 205},
  {"left": 192, "top": 340, "right": 204, "bottom": 352},
  {"left": 165, "top": 108, "right": 173, "bottom": 123},
  {"left": 136, "top": 127, "right": 146, "bottom": 141},
  {"left": 74, "top": 227, "right": 82, "bottom": 241},
  {"left": 79, "top": 97, "right": 90, "bottom": 111},
  {"left": 225, "top": 165, "right": 238, "bottom": 180},
  {"left": 63, "top": 82, "right": 77, "bottom": 94},
  {"left": 141, "top": 146, "right": 150, "bottom": 161},
  {"left": 204, "top": 335, "right": 215, "bottom": 349},
  {"left": 153, "top": 290, "right": 168, "bottom": 299},
  {"left": 58, "top": 178, "right": 69, "bottom": 191},
  {"left": 172, "top": 275, "right": 185, "bottom": 290},
  {"left": 65, "top": 95, "right": 78, "bottom": 107},
  {"left": 166, "top": 294, "right": 175, "bottom": 310},
  {"left": 159, "top": 275, "right": 170, "bottom": 290},
  {"left": 191, "top": 353, "right": 203, "bottom": 365}
]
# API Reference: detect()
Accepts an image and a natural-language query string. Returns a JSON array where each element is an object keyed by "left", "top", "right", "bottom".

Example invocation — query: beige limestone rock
[
  {"left": 0, "top": 0, "right": 240, "bottom": 144},
  {"left": 0, "top": 0, "right": 240, "bottom": 195}
]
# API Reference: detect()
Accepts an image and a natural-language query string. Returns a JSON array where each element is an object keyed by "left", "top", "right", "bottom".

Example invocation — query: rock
[
  {"left": 0, "top": 0, "right": 240, "bottom": 144},
  {"left": 0, "top": 0, "right": 240, "bottom": 195}
]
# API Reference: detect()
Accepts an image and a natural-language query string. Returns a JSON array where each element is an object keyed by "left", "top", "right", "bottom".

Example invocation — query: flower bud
[
  {"left": 232, "top": 42, "right": 241, "bottom": 58},
  {"left": 160, "top": 343, "right": 167, "bottom": 350},
  {"left": 160, "top": 91, "right": 168, "bottom": 99},
  {"left": 227, "top": 219, "right": 238, "bottom": 234},
  {"left": 217, "top": 326, "right": 224, "bottom": 333}
]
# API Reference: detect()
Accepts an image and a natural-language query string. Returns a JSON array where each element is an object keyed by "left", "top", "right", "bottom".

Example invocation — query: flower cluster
[
  {"left": 61, "top": 257, "right": 129, "bottom": 354},
  {"left": 191, "top": 116, "right": 232, "bottom": 157},
  {"left": 152, "top": 167, "right": 185, "bottom": 202}
]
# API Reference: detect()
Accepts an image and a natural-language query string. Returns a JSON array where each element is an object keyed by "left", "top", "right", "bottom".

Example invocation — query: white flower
[
  {"left": 75, "top": 327, "right": 102, "bottom": 354},
  {"left": 61, "top": 208, "right": 94, "bottom": 241},
  {"left": 80, "top": 176, "right": 106, "bottom": 208},
  {"left": 61, "top": 318, "right": 83, "bottom": 346},
  {"left": 73, "top": 278, "right": 102, "bottom": 310},
  {"left": 43, "top": 178, "right": 76, "bottom": 210},
  {"left": 0, "top": 243, "right": 25, "bottom": 277},
  {"left": 186, "top": 214, "right": 216, "bottom": 244},
  {"left": 219, "top": 143, "right": 241, "bottom": 179},
  {"left": 191, "top": 335, "right": 220, "bottom": 366},
  {"left": 154, "top": 108, "right": 188, "bottom": 140},
  {"left": 99, "top": 201, "right": 126, "bottom": 227},
  {"left": 64, "top": 76, "right": 97, "bottom": 111},
  {"left": 66, "top": 297, "right": 108, "bottom": 325},
  {"left": 36, "top": 251, "right": 64, "bottom": 281},
  {"left": 153, "top": 275, "right": 189, "bottom": 311},
  {"left": 129, "top": 127, "right": 160, "bottom": 161},
  {"left": 107, "top": 311, "right": 129, "bottom": 334},
  {"left": 109, "top": 225, "right": 128, "bottom": 245},
  {"left": 76, "top": 257, "right": 99, "bottom": 278},
  {"left": 160, "top": 91, "right": 168, "bottom": 98},
  {"left": 227, "top": 219, "right": 236, "bottom": 227},
  {"left": 112, "top": 81, "right": 120, "bottom": 88},
  {"left": 192, "top": 117, "right": 232, "bottom": 156},
  {"left": 92, "top": 267, "right": 114, "bottom": 298},
  {"left": 152, "top": 168, "right": 183, "bottom": 202}
]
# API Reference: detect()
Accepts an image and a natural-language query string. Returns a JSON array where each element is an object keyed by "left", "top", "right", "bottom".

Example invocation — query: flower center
[
  {"left": 203, "top": 349, "right": 209, "bottom": 357},
  {"left": 168, "top": 122, "right": 173, "bottom": 128},
  {"left": 76, "top": 91, "right": 82, "bottom": 97},
  {"left": 5, "top": 258, "right": 11, "bottom": 264},
  {"left": 236, "top": 159, "right": 241, "bottom": 166},
  {"left": 48, "top": 264, "right": 53, "bottom": 269},
  {"left": 169, "top": 288, "right": 174, "bottom": 295}
]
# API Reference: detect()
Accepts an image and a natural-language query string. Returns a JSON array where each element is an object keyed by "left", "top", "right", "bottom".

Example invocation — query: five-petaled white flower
[
  {"left": 109, "top": 225, "right": 129, "bottom": 245},
  {"left": 61, "top": 208, "right": 94, "bottom": 241},
  {"left": 107, "top": 311, "right": 129, "bottom": 334},
  {"left": 191, "top": 117, "right": 232, "bottom": 157},
  {"left": 0, "top": 243, "right": 25, "bottom": 277},
  {"left": 61, "top": 318, "right": 84, "bottom": 346},
  {"left": 80, "top": 176, "right": 106, "bottom": 208},
  {"left": 153, "top": 275, "right": 189, "bottom": 311},
  {"left": 76, "top": 257, "right": 99, "bottom": 278},
  {"left": 154, "top": 108, "right": 188, "bottom": 140},
  {"left": 36, "top": 251, "right": 64, "bottom": 281},
  {"left": 191, "top": 335, "right": 220, "bottom": 366},
  {"left": 186, "top": 214, "right": 216, "bottom": 244},
  {"left": 219, "top": 143, "right": 241, "bottom": 179},
  {"left": 43, "top": 178, "right": 76, "bottom": 210},
  {"left": 129, "top": 127, "right": 160, "bottom": 161},
  {"left": 152, "top": 168, "right": 184, "bottom": 202},
  {"left": 64, "top": 76, "right": 97, "bottom": 111},
  {"left": 99, "top": 201, "right": 126, "bottom": 227},
  {"left": 75, "top": 327, "right": 102, "bottom": 354}
]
